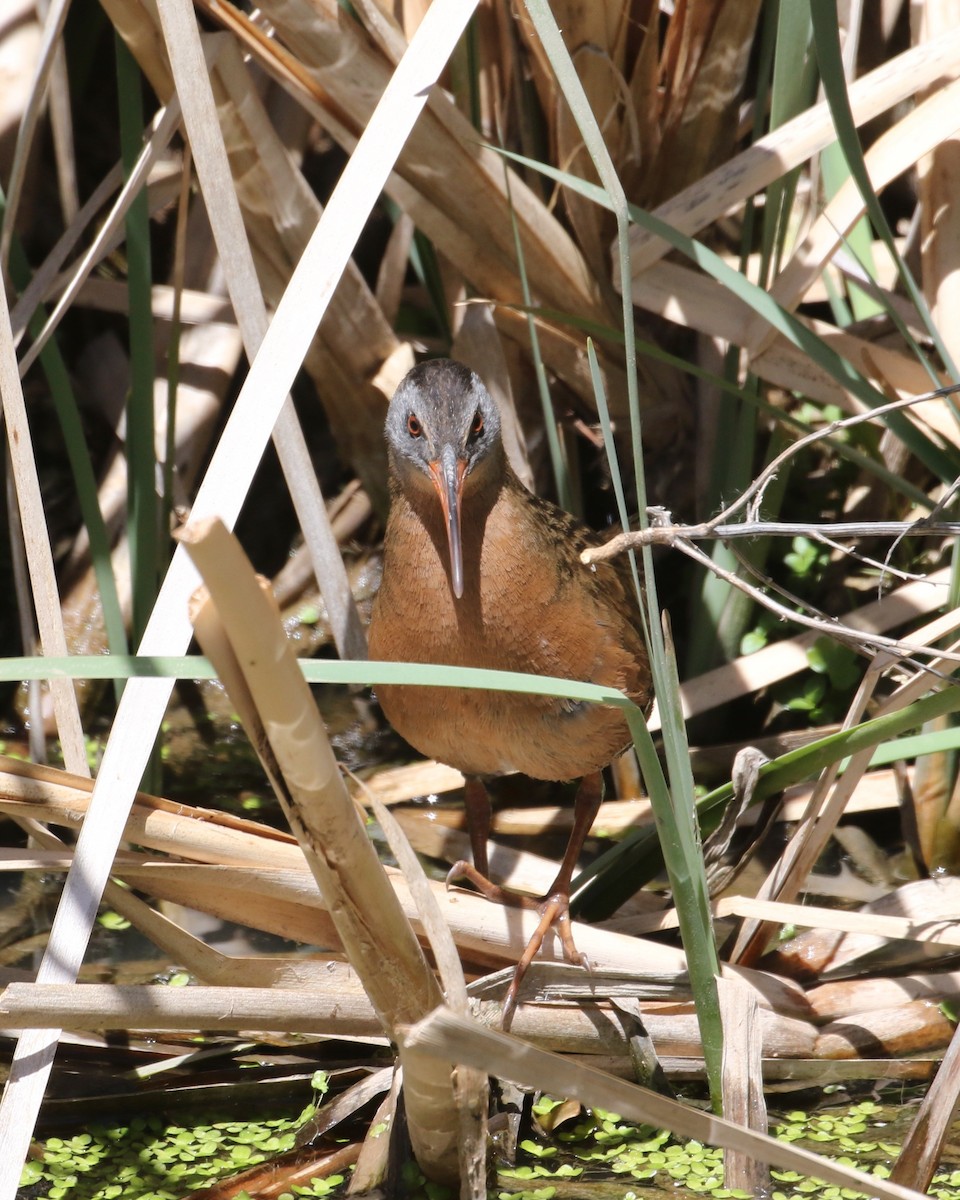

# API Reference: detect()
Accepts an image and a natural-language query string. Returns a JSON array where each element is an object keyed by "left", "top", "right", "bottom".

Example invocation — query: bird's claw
[
  {"left": 445, "top": 866, "right": 590, "bottom": 1030},
  {"left": 445, "top": 860, "right": 529, "bottom": 904},
  {"left": 501, "top": 890, "right": 589, "bottom": 1030}
]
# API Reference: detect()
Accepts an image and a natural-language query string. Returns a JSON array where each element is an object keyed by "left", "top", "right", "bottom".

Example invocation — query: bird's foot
[
  {"left": 501, "top": 888, "right": 588, "bottom": 1029},
  {"left": 446, "top": 863, "right": 588, "bottom": 1029},
  {"left": 445, "top": 859, "right": 531, "bottom": 906}
]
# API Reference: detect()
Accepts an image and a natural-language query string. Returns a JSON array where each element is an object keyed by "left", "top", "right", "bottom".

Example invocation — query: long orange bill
[{"left": 428, "top": 446, "right": 466, "bottom": 599}]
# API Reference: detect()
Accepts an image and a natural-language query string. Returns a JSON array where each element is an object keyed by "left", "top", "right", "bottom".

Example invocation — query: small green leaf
[
  {"left": 519, "top": 1140, "right": 557, "bottom": 1159},
  {"left": 741, "top": 627, "right": 768, "bottom": 655},
  {"left": 97, "top": 910, "right": 131, "bottom": 931},
  {"left": 19, "top": 1161, "right": 44, "bottom": 1187},
  {"left": 807, "top": 638, "right": 860, "bottom": 689},
  {"left": 784, "top": 536, "right": 821, "bottom": 579},
  {"left": 782, "top": 676, "right": 827, "bottom": 713}
]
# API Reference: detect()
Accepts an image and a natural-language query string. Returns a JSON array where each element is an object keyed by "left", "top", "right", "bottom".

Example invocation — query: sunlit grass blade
[
  {"left": 0, "top": 653, "right": 653, "bottom": 708},
  {"left": 116, "top": 35, "right": 159, "bottom": 646},
  {"left": 575, "top": 679, "right": 960, "bottom": 918},
  {"left": 522, "top": 0, "right": 723, "bottom": 1105},
  {"left": 494, "top": 146, "right": 960, "bottom": 484},
  {"left": 810, "top": 0, "right": 959, "bottom": 386},
  {"left": 7, "top": 651, "right": 960, "bottom": 776},
  {"left": 820, "top": 141, "right": 882, "bottom": 323}
]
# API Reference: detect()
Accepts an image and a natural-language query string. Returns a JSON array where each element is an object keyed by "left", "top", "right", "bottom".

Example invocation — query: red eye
[
  {"left": 407, "top": 413, "right": 422, "bottom": 437},
  {"left": 470, "top": 410, "right": 484, "bottom": 437}
]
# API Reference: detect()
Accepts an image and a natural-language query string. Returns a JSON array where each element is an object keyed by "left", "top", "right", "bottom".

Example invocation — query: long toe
[
  {"left": 446, "top": 868, "right": 591, "bottom": 1029},
  {"left": 501, "top": 891, "right": 589, "bottom": 1029},
  {"left": 446, "top": 860, "right": 541, "bottom": 908},
  {"left": 552, "top": 894, "right": 591, "bottom": 969}
]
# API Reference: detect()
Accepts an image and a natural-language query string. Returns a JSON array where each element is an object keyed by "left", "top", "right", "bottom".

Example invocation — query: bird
[{"left": 368, "top": 358, "right": 652, "bottom": 1023}]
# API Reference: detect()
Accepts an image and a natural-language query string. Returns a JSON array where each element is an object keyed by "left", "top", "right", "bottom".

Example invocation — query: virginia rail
[{"left": 368, "top": 359, "right": 652, "bottom": 1021}]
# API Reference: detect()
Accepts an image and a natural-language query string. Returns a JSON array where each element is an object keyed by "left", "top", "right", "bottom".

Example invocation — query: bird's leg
[
  {"left": 446, "top": 771, "right": 604, "bottom": 1028},
  {"left": 500, "top": 770, "right": 603, "bottom": 1027},
  {"left": 446, "top": 775, "right": 493, "bottom": 888},
  {"left": 463, "top": 775, "right": 490, "bottom": 879}
]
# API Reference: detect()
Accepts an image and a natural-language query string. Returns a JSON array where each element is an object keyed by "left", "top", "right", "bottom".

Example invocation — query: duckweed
[
  {"left": 20, "top": 1107, "right": 334, "bottom": 1200},
  {"left": 497, "top": 1099, "right": 960, "bottom": 1200},
  {"left": 26, "top": 1095, "right": 960, "bottom": 1200}
]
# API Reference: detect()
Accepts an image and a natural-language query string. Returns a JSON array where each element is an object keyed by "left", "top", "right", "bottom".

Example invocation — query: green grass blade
[
  {"left": 502, "top": 156, "right": 572, "bottom": 512},
  {"left": 0, "top": 653, "right": 650, "bottom": 708},
  {"left": 762, "top": 0, "right": 818, "bottom": 277},
  {"left": 409, "top": 227, "right": 452, "bottom": 343},
  {"left": 820, "top": 141, "right": 882, "bottom": 322},
  {"left": 116, "top": 35, "right": 159, "bottom": 645},
  {"left": 522, "top": 0, "right": 723, "bottom": 1105},
  {"left": 810, "top": 0, "right": 960, "bottom": 387},
  {"left": 683, "top": 0, "right": 814, "bottom": 674},
  {"left": 493, "top": 147, "right": 960, "bottom": 484},
  {"left": 2, "top": 200, "right": 129, "bottom": 695},
  {"left": 575, "top": 679, "right": 960, "bottom": 918},
  {"left": 586, "top": 339, "right": 640, "bottom": 601},
  {"left": 503, "top": 299, "right": 935, "bottom": 510}
]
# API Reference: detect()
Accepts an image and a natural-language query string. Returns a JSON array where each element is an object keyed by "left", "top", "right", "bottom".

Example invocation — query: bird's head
[{"left": 385, "top": 359, "right": 503, "bottom": 600}]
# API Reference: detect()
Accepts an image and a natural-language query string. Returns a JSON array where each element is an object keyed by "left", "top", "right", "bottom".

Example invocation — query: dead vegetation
[{"left": 3, "top": 1, "right": 960, "bottom": 1197}]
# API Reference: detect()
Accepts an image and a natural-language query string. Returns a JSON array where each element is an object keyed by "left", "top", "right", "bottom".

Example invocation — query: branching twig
[
  {"left": 584, "top": 517, "right": 960, "bottom": 555},
  {"left": 584, "top": 382, "right": 960, "bottom": 564},
  {"left": 659, "top": 533, "right": 960, "bottom": 672},
  {"left": 580, "top": 382, "right": 960, "bottom": 674}
]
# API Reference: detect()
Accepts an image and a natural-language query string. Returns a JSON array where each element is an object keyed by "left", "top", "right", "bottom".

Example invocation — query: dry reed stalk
[
  {"left": 718, "top": 976, "right": 768, "bottom": 1194},
  {"left": 0, "top": 763, "right": 689, "bottom": 981},
  {"left": 0, "top": 983, "right": 819, "bottom": 1061},
  {"left": 746, "top": 74, "right": 960, "bottom": 361},
  {"left": 403, "top": 1007, "right": 927, "bottom": 1200},
  {"left": 102, "top": 0, "right": 409, "bottom": 507},
  {"left": 651, "top": 566, "right": 951, "bottom": 729},
  {"left": 731, "top": 610, "right": 960, "bottom": 964},
  {"left": 885, "top": 1021, "right": 960, "bottom": 1191},
  {"left": 625, "top": 257, "right": 943, "bottom": 429},
  {"left": 623, "top": 25, "right": 960, "bottom": 272},
  {"left": 180, "top": 516, "right": 459, "bottom": 1183},
  {"left": 915, "top": 0, "right": 960, "bottom": 375},
  {"left": 808, "top": 971, "right": 960, "bottom": 1021},
  {"left": 815, "top": 1002, "right": 955, "bottom": 1059},
  {"left": 0, "top": 255, "right": 85, "bottom": 772}
]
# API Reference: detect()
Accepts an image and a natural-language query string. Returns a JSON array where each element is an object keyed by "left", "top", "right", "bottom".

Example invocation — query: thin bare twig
[
  {"left": 583, "top": 381, "right": 960, "bottom": 566},
  {"left": 579, "top": 382, "right": 960, "bottom": 674},
  {"left": 654, "top": 533, "right": 959, "bottom": 672},
  {"left": 586, "top": 517, "right": 960, "bottom": 551}
]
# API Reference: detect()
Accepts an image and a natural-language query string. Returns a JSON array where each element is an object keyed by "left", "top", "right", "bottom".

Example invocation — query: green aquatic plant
[
  {"left": 20, "top": 1107, "right": 330, "bottom": 1200},
  {"left": 26, "top": 1096, "right": 960, "bottom": 1200},
  {"left": 496, "top": 1100, "right": 960, "bottom": 1200}
]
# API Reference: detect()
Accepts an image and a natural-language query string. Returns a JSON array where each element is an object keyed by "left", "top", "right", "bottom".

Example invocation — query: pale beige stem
[{"left": 180, "top": 516, "right": 458, "bottom": 1183}]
